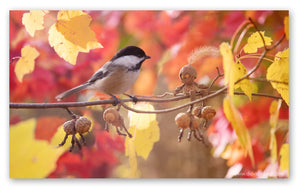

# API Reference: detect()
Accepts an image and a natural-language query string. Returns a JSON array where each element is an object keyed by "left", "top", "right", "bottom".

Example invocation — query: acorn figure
[
  {"left": 174, "top": 64, "right": 208, "bottom": 100},
  {"left": 103, "top": 108, "right": 132, "bottom": 138}
]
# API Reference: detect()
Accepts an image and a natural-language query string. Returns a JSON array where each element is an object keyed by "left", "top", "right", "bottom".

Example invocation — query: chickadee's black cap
[{"left": 111, "top": 46, "right": 150, "bottom": 61}]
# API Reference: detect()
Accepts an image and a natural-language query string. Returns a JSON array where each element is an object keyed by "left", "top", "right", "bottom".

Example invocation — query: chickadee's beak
[{"left": 145, "top": 56, "right": 151, "bottom": 59}]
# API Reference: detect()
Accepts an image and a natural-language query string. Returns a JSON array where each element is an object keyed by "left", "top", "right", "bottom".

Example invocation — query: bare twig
[
  {"left": 209, "top": 67, "right": 224, "bottom": 89},
  {"left": 233, "top": 23, "right": 252, "bottom": 54},
  {"left": 9, "top": 56, "right": 21, "bottom": 64},
  {"left": 249, "top": 77, "right": 289, "bottom": 85},
  {"left": 248, "top": 18, "right": 267, "bottom": 50},
  {"left": 233, "top": 92, "right": 282, "bottom": 99},
  {"left": 65, "top": 107, "right": 77, "bottom": 119},
  {"left": 230, "top": 20, "right": 251, "bottom": 51}
]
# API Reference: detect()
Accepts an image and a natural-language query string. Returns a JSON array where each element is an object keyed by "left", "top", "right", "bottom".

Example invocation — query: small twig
[
  {"left": 65, "top": 107, "right": 77, "bottom": 119},
  {"left": 134, "top": 92, "right": 174, "bottom": 98},
  {"left": 230, "top": 20, "right": 251, "bottom": 51},
  {"left": 266, "top": 33, "right": 286, "bottom": 51},
  {"left": 249, "top": 77, "right": 289, "bottom": 85},
  {"left": 233, "top": 92, "right": 282, "bottom": 99},
  {"left": 119, "top": 86, "right": 228, "bottom": 114},
  {"left": 233, "top": 23, "right": 252, "bottom": 54},
  {"left": 209, "top": 67, "right": 224, "bottom": 89},
  {"left": 9, "top": 56, "right": 21, "bottom": 64},
  {"left": 248, "top": 18, "right": 267, "bottom": 50},
  {"left": 239, "top": 54, "right": 274, "bottom": 63}
]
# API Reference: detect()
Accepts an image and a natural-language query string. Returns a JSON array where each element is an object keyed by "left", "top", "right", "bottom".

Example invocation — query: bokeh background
[{"left": 9, "top": 10, "right": 289, "bottom": 178}]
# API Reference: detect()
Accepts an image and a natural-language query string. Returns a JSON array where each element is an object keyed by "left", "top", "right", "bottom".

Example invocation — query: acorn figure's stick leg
[
  {"left": 178, "top": 128, "right": 184, "bottom": 142},
  {"left": 59, "top": 133, "right": 68, "bottom": 147},
  {"left": 74, "top": 136, "right": 82, "bottom": 150},
  {"left": 121, "top": 125, "right": 132, "bottom": 138},
  {"left": 79, "top": 133, "right": 86, "bottom": 145},
  {"left": 104, "top": 123, "right": 109, "bottom": 132},
  {"left": 69, "top": 133, "right": 76, "bottom": 152},
  {"left": 116, "top": 127, "right": 127, "bottom": 136}
]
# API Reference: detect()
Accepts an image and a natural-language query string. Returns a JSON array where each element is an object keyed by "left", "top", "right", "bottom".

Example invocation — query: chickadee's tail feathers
[{"left": 56, "top": 83, "right": 89, "bottom": 101}]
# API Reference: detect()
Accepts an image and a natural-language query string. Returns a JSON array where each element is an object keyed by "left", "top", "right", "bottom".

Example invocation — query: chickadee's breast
[{"left": 91, "top": 66, "right": 140, "bottom": 95}]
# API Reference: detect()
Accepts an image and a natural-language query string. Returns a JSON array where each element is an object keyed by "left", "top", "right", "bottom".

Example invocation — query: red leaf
[
  {"left": 49, "top": 131, "right": 124, "bottom": 178},
  {"left": 35, "top": 117, "right": 66, "bottom": 142}
]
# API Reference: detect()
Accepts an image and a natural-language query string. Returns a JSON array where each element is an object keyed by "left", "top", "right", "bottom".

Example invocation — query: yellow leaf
[
  {"left": 22, "top": 10, "right": 48, "bottom": 37},
  {"left": 125, "top": 103, "right": 160, "bottom": 177},
  {"left": 10, "top": 119, "right": 64, "bottom": 178},
  {"left": 220, "top": 42, "right": 252, "bottom": 99},
  {"left": 269, "top": 99, "right": 282, "bottom": 163},
  {"left": 125, "top": 139, "right": 140, "bottom": 178},
  {"left": 284, "top": 16, "right": 289, "bottom": 40},
  {"left": 14, "top": 46, "right": 39, "bottom": 82},
  {"left": 233, "top": 59, "right": 252, "bottom": 100},
  {"left": 220, "top": 42, "right": 234, "bottom": 88},
  {"left": 223, "top": 96, "right": 254, "bottom": 167},
  {"left": 279, "top": 143, "right": 289, "bottom": 175},
  {"left": 269, "top": 129, "right": 277, "bottom": 163},
  {"left": 126, "top": 103, "right": 160, "bottom": 159},
  {"left": 269, "top": 99, "right": 282, "bottom": 128},
  {"left": 48, "top": 10, "right": 102, "bottom": 65},
  {"left": 266, "top": 49, "right": 289, "bottom": 105},
  {"left": 244, "top": 31, "right": 273, "bottom": 53}
]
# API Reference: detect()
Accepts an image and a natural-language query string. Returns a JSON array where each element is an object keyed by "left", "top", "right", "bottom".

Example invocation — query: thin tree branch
[
  {"left": 249, "top": 77, "right": 289, "bottom": 85},
  {"left": 248, "top": 18, "right": 267, "bottom": 50},
  {"left": 119, "top": 86, "right": 228, "bottom": 114},
  {"left": 10, "top": 95, "right": 190, "bottom": 109},
  {"left": 9, "top": 56, "right": 21, "bottom": 64},
  {"left": 233, "top": 92, "right": 282, "bottom": 99},
  {"left": 209, "top": 67, "right": 224, "bottom": 89}
]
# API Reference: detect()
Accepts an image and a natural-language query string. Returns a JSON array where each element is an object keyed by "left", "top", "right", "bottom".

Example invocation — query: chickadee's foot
[
  {"left": 109, "top": 94, "right": 120, "bottom": 106},
  {"left": 124, "top": 93, "right": 138, "bottom": 103}
]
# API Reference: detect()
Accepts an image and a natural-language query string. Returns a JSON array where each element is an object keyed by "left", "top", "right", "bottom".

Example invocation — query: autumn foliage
[{"left": 9, "top": 10, "right": 289, "bottom": 178}]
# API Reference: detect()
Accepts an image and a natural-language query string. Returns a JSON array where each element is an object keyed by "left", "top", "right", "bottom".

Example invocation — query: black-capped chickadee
[{"left": 56, "top": 46, "right": 151, "bottom": 102}]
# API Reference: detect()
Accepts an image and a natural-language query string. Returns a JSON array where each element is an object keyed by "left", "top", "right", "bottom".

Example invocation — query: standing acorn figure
[
  {"left": 174, "top": 64, "right": 208, "bottom": 100},
  {"left": 103, "top": 108, "right": 132, "bottom": 138}
]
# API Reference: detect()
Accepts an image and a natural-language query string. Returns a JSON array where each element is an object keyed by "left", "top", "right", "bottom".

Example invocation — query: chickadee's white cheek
[{"left": 113, "top": 55, "right": 144, "bottom": 67}]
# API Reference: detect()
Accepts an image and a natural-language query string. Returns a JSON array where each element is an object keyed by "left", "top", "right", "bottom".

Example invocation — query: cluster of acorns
[
  {"left": 59, "top": 116, "right": 91, "bottom": 152},
  {"left": 174, "top": 64, "right": 216, "bottom": 144},
  {"left": 175, "top": 105, "right": 216, "bottom": 143}
]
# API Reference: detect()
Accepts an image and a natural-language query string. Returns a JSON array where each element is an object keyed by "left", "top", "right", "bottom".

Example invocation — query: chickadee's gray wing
[{"left": 87, "top": 70, "right": 110, "bottom": 84}]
